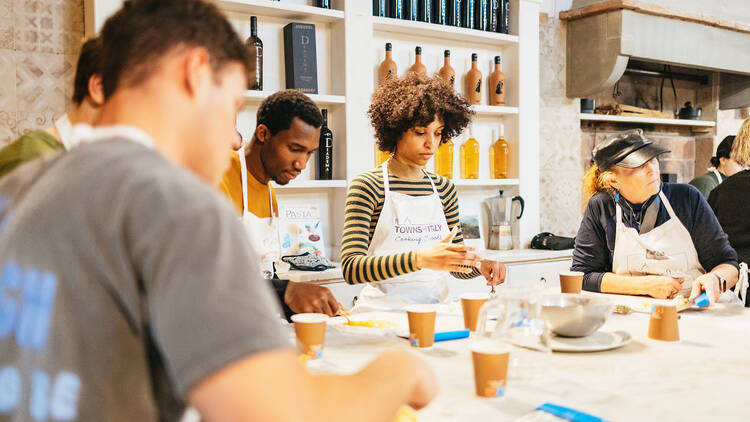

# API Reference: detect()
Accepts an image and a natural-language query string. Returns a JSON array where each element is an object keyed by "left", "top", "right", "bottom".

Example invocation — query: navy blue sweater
[{"left": 572, "top": 183, "right": 738, "bottom": 292}]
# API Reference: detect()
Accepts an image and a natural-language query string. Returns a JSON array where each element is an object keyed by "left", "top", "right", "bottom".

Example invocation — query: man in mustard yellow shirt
[{"left": 220, "top": 90, "right": 340, "bottom": 317}]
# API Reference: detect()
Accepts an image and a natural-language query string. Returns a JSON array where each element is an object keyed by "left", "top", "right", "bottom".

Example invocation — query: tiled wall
[{"left": 0, "top": 0, "right": 84, "bottom": 146}]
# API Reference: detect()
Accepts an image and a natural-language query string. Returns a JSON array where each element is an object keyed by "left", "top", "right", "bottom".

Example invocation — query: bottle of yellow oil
[
  {"left": 460, "top": 127, "right": 480, "bottom": 179},
  {"left": 435, "top": 139, "right": 454, "bottom": 178},
  {"left": 374, "top": 145, "right": 392, "bottom": 166},
  {"left": 490, "top": 124, "right": 509, "bottom": 179}
]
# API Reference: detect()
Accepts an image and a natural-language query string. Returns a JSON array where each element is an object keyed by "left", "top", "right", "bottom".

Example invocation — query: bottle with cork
[
  {"left": 460, "top": 126, "right": 480, "bottom": 179},
  {"left": 438, "top": 49, "right": 455, "bottom": 89},
  {"left": 489, "top": 55, "right": 505, "bottom": 106},
  {"left": 465, "top": 53, "right": 482, "bottom": 105},
  {"left": 489, "top": 124, "right": 509, "bottom": 179},
  {"left": 409, "top": 46, "right": 427, "bottom": 76},
  {"left": 378, "top": 42, "right": 397, "bottom": 85}
]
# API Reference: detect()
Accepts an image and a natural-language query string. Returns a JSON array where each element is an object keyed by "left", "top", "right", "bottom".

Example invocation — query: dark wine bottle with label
[
  {"left": 316, "top": 0, "right": 330, "bottom": 8},
  {"left": 373, "top": 0, "right": 387, "bottom": 17},
  {"left": 245, "top": 16, "right": 263, "bottom": 91},
  {"left": 488, "top": 0, "right": 500, "bottom": 32},
  {"left": 474, "top": 0, "right": 488, "bottom": 31},
  {"left": 403, "top": 0, "right": 419, "bottom": 20},
  {"left": 318, "top": 109, "right": 333, "bottom": 180},
  {"left": 432, "top": 0, "right": 447, "bottom": 24},
  {"left": 418, "top": 0, "right": 433, "bottom": 23},
  {"left": 500, "top": 0, "right": 510, "bottom": 33},
  {"left": 389, "top": 0, "right": 404, "bottom": 18},
  {"left": 447, "top": 0, "right": 462, "bottom": 26},
  {"left": 461, "top": 0, "right": 474, "bottom": 28}
]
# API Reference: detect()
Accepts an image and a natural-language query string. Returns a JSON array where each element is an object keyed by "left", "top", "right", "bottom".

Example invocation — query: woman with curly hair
[
  {"left": 709, "top": 118, "right": 750, "bottom": 305},
  {"left": 572, "top": 129, "right": 738, "bottom": 305},
  {"left": 341, "top": 73, "right": 506, "bottom": 308}
]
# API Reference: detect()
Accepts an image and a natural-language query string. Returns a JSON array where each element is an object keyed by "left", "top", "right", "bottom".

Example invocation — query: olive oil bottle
[
  {"left": 375, "top": 146, "right": 392, "bottom": 166},
  {"left": 489, "top": 124, "right": 509, "bottom": 178},
  {"left": 435, "top": 139, "right": 454, "bottom": 178},
  {"left": 460, "top": 127, "right": 479, "bottom": 179}
]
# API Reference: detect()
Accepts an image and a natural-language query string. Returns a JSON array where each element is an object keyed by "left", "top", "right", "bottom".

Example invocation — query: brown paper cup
[
  {"left": 469, "top": 341, "right": 511, "bottom": 398},
  {"left": 406, "top": 305, "right": 436, "bottom": 348},
  {"left": 648, "top": 302, "right": 679, "bottom": 341},
  {"left": 291, "top": 313, "right": 329, "bottom": 358},
  {"left": 461, "top": 293, "right": 490, "bottom": 331},
  {"left": 559, "top": 271, "right": 584, "bottom": 294}
]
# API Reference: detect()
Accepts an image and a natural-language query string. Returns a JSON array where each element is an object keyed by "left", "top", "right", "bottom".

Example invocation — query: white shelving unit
[
  {"left": 580, "top": 113, "right": 716, "bottom": 127},
  {"left": 86, "top": 0, "right": 541, "bottom": 257}
]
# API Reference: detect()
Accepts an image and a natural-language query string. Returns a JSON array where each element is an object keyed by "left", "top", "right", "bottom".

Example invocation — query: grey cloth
[{"left": 0, "top": 139, "right": 291, "bottom": 421}]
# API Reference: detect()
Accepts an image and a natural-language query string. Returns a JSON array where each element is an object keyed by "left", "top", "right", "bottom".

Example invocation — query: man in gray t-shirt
[{"left": 0, "top": 137, "right": 291, "bottom": 420}]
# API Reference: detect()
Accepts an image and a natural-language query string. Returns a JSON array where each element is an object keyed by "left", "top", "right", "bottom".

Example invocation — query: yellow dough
[{"left": 394, "top": 406, "right": 418, "bottom": 422}]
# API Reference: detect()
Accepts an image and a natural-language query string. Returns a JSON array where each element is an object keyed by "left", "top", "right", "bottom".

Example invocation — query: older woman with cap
[{"left": 572, "top": 129, "right": 739, "bottom": 305}]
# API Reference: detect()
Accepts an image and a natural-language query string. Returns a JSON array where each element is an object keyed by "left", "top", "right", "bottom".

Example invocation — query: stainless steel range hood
[{"left": 560, "top": 0, "right": 750, "bottom": 109}]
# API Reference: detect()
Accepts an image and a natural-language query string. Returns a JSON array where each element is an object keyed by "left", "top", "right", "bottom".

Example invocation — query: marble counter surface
[{"left": 298, "top": 301, "right": 750, "bottom": 421}]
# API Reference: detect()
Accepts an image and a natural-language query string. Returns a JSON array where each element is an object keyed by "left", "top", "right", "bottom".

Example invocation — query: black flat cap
[{"left": 593, "top": 129, "right": 669, "bottom": 171}]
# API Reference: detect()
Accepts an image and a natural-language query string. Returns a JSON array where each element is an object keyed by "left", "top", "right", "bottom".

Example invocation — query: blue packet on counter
[
  {"left": 514, "top": 403, "right": 608, "bottom": 422},
  {"left": 695, "top": 292, "right": 709, "bottom": 307}
]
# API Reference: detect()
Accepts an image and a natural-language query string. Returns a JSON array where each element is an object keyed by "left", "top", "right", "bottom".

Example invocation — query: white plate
[{"left": 549, "top": 330, "right": 631, "bottom": 352}]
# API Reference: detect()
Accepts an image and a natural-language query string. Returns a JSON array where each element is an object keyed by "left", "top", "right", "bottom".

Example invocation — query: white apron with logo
[
  {"left": 354, "top": 161, "right": 451, "bottom": 311},
  {"left": 612, "top": 191, "right": 704, "bottom": 297},
  {"left": 238, "top": 146, "right": 280, "bottom": 279}
]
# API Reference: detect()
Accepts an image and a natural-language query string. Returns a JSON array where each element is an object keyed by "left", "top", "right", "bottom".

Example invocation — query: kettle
[
  {"left": 678, "top": 101, "right": 702, "bottom": 120},
  {"left": 483, "top": 191, "right": 525, "bottom": 250}
]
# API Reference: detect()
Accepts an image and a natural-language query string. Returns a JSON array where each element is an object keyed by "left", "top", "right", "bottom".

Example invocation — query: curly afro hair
[
  {"left": 257, "top": 89, "right": 323, "bottom": 135},
  {"left": 368, "top": 72, "right": 474, "bottom": 153}
]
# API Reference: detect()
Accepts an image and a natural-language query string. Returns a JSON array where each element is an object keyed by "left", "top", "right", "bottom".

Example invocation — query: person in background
[
  {"left": 572, "top": 129, "right": 738, "bottom": 305},
  {"left": 341, "top": 73, "right": 506, "bottom": 309},
  {"left": 0, "top": 1, "right": 436, "bottom": 421},
  {"left": 0, "top": 36, "right": 104, "bottom": 179},
  {"left": 220, "top": 90, "right": 341, "bottom": 317},
  {"left": 689, "top": 135, "right": 745, "bottom": 198},
  {"left": 709, "top": 118, "right": 750, "bottom": 305}
]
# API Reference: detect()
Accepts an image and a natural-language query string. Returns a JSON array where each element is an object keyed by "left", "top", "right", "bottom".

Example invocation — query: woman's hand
[
  {"left": 689, "top": 273, "right": 721, "bottom": 305},
  {"left": 641, "top": 275, "right": 684, "bottom": 299},
  {"left": 415, "top": 231, "right": 480, "bottom": 274},
  {"left": 480, "top": 259, "right": 506, "bottom": 287}
]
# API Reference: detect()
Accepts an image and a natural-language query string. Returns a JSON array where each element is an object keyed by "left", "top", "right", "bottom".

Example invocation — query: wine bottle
[
  {"left": 378, "top": 42, "right": 398, "bottom": 85},
  {"left": 465, "top": 53, "right": 482, "bottom": 105},
  {"left": 389, "top": 0, "right": 404, "bottom": 19},
  {"left": 409, "top": 46, "right": 427, "bottom": 76},
  {"left": 375, "top": 147, "right": 392, "bottom": 166},
  {"left": 435, "top": 139, "right": 454, "bottom": 178},
  {"left": 404, "top": 0, "right": 419, "bottom": 20},
  {"left": 461, "top": 129, "right": 479, "bottom": 179},
  {"left": 489, "top": 55, "right": 505, "bottom": 105},
  {"left": 447, "top": 0, "right": 462, "bottom": 26},
  {"left": 461, "top": 0, "right": 474, "bottom": 28},
  {"left": 438, "top": 49, "right": 455, "bottom": 89},
  {"left": 432, "top": 0, "right": 447, "bottom": 25},
  {"left": 500, "top": 0, "right": 510, "bottom": 33},
  {"left": 418, "top": 0, "right": 432, "bottom": 23},
  {"left": 318, "top": 109, "right": 333, "bottom": 180},
  {"left": 316, "top": 0, "right": 330, "bottom": 8},
  {"left": 490, "top": 125, "right": 509, "bottom": 179},
  {"left": 488, "top": 0, "right": 500, "bottom": 32},
  {"left": 373, "top": 0, "right": 387, "bottom": 17},
  {"left": 245, "top": 16, "right": 263, "bottom": 91},
  {"left": 474, "top": 0, "right": 488, "bottom": 31}
]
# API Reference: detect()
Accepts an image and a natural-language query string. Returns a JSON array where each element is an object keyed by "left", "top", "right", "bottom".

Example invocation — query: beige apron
[
  {"left": 612, "top": 191, "right": 704, "bottom": 297},
  {"left": 238, "top": 145, "right": 280, "bottom": 279},
  {"left": 353, "top": 160, "right": 450, "bottom": 311}
]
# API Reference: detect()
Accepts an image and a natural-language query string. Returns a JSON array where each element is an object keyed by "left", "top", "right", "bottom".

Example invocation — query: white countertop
[{"left": 298, "top": 299, "right": 750, "bottom": 421}]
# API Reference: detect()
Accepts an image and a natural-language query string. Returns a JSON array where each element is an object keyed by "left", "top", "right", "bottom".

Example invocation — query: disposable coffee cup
[
  {"left": 461, "top": 292, "right": 491, "bottom": 332},
  {"left": 469, "top": 340, "right": 511, "bottom": 398},
  {"left": 648, "top": 301, "right": 679, "bottom": 341},
  {"left": 291, "top": 313, "right": 329, "bottom": 358},
  {"left": 406, "top": 305, "right": 436, "bottom": 348},
  {"left": 559, "top": 271, "right": 584, "bottom": 294}
]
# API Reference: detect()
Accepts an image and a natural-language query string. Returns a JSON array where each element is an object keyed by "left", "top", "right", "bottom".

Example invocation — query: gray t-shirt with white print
[{"left": 0, "top": 137, "right": 290, "bottom": 421}]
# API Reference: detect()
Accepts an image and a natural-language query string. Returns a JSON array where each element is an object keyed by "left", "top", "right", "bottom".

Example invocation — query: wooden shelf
[
  {"left": 272, "top": 180, "right": 347, "bottom": 189},
  {"left": 244, "top": 90, "right": 346, "bottom": 106},
  {"left": 471, "top": 105, "right": 519, "bottom": 116},
  {"left": 452, "top": 178, "right": 520, "bottom": 187},
  {"left": 580, "top": 113, "right": 716, "bottom": 127},
  {"left": 215, "top": 0, "right": 344, "bottom": 23},
  {"left": 372, "top": 17, "right": 518, "bottom": 46}
]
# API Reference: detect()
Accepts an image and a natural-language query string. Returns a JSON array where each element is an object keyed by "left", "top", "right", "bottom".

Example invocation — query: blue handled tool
[
  {"left": 695, "top": 292, "right": 709, "bottom": 307},
  {"left": 535, "top": 403, "right": 608, "bottom": 422},
  {"left": 434, "top": 329, "right": 470, "bottom": 342}
]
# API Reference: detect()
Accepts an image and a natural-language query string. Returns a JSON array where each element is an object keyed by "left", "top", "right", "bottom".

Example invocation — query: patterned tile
[
  {"left": 0, "top": 110, "right": 16, "bottom": 146},
  {"left": 540, "top": 169, "right": 584, "bottom": 237},
  {"left": 13, "top": 0, "right": 84, "bottom": 54},
  {"left": 14, "top": 109, "right": 56, "bottom": 136},
  {"left": 0, "top": 0, "right": 12, "bottom": 49},
  {"left": 0, "top": 49, "right": 15, "bottom": 111},
  {"left": 14, "top": 50, "right": 74, "bottom": 113}
]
